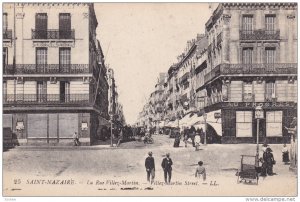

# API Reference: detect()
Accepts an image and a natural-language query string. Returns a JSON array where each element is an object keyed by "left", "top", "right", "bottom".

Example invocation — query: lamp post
[
  {"left": 255, "top": 106, "right": 263, "bottom": 165},
  {"left": 203, "top": 112, "right": 207, "bottom": 145}
]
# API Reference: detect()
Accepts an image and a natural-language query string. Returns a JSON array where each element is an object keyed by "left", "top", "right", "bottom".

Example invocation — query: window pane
[
  {"left": 266, "top": 111, "right": 275, "bottom": 123},
  {"left": 236, "top": 111, "right": 245, "bottom": 123},
  {"left": 274, "top": 111, "right": 282, "bottom": 123},
  {"left": 244, "top": 111, "right": 253, "bottom": 122}
]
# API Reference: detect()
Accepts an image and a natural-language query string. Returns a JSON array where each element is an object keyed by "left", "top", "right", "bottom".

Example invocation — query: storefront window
[
  {"left": 236, "top": 111, "right": 253, "bottom": 137},
  {"left": 266, "top": 111, "right": 282, "bottom": 137}
]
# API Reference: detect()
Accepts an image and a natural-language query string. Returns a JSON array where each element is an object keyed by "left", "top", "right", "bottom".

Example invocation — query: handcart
[{"left": 236, "top": 155, "right": 260, "bottom": 185}]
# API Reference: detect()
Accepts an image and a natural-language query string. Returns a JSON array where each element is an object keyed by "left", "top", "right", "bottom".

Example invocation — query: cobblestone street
[{"left": 3, "top": 135, "right": 297, "bottom": 196}]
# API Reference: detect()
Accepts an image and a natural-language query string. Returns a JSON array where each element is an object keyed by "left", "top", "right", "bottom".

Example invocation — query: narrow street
[{"left": 3, "top": 135, "right": 297, "bottom": 196}]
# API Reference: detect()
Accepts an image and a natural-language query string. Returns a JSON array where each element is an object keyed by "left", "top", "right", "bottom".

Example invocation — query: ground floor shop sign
[{"left": 221, "top": 102, "right": 296, "bottom": 109}]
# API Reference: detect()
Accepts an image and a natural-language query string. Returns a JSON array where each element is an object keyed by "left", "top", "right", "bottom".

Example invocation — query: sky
[{"left": 95, "top": 3, "right": 218, "bottom": 124}]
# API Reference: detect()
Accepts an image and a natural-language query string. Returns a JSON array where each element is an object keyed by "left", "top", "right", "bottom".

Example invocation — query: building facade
[
  {"left": 204, "top": 3, "right": 297, "bottom": 143},
  {"left": 3, "top": 3, "right": 109, "bottom": 145},
  {"left": 138, "top": 3, "right": 297, "bottom": 144}
]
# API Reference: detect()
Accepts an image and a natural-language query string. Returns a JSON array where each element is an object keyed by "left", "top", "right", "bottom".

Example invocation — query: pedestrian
[
  {"left": 116, "top": 128, "right": 123, "bottom": 147},
  {"left": 145, "top": 151, "right": 155, "bottom": 184},
  {"left": 195, "top": 161, "right": 206, "bottom": 181},
  {"left": 73, "top": 132, "right": 80, "bottom": 146},
  {"left": 189, "top": 126, "right": 196, "bottom": 147},
  {"left": 263, "top": 147, "right": 275, "bottom": 176},
  {"left": 282, "top": 144, "right": 290, "bottom": 164},
  {"left": 161, "top": 153, "right": 173, "bottom": 184},
  {"left": 183, "top": 127, "right": 189, "bottom": 148},
  {"left": 194, "top": 133, "right": 201, "bottom": 151}
]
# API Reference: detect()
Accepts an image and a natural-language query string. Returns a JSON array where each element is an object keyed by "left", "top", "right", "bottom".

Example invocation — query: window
[
  {"left": 37, "top": 81, "right": 47, "bottom": 102},
  {"left": 266, "top": 81, "right": 275, "bottom": 101},
  {"left": 36, "top": 48, "right": 47, "bottom": 71},
  {"left": 265, "top": 47, "right": 276, "bottom": 64},
  {"left": 3, "top": 13, "right": 8, "bottom": 31},
  {"left": 59, "top": 48, "right": 71, "bottom": 72},
  {"left": 59, "top": 13, "right": 71, "bottom": 38},
  {"left": 35, "top": 13, "right": 48, "bottom": 38},
  {"left": 243, "top": 82, "right": 253, "bottom": 102},
  {"left": 242, "top": 48, "right": 253, "bottom": 64},
  {"left": 242, "top": 15, "right": 253, "bottom": 33},
  {"left": 265, "top": 15, "right": 275, "bottom": 34},
  {"left": 3, "top": 47, "right": 8, "bottom": 68},
  {"left": 3, "top": 81, "right": 7, "bottom": 101},
  {"left": 266, "top": 111, "right": 282, "bottom": 137},
  {"left": 236, "top": 111, "right": 253, "bottom": 137}
]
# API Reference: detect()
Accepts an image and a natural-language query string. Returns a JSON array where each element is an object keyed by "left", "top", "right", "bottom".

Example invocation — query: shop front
[{"left": 206, "top": 102, "right": 296, "bottom": 143}]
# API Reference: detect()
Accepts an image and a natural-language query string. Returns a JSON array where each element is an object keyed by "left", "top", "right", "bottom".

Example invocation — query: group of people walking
[{"left": 145, "top": 152, "right": 206, "bottom": 184}]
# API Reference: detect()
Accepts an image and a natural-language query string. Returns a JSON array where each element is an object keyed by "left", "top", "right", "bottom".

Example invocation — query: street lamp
[
  {"left": 109, "top": 113, "right": 114, "bottom": 147},
  {"left": 203, "top": 112, "right": 207, "bottom": 145},
  {"left": 255, "top": 106, "right": 264, "bottom": 166}
]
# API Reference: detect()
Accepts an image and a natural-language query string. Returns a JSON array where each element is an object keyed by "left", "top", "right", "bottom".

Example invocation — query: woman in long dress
[{"left": 282, "top": 144, "right": 290, "bottom": 164}]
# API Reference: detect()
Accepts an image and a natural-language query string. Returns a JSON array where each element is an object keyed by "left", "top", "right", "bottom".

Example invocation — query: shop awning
[
  {"left": 194, "top": 123, "right": 205, "bottom": 130},
  {"left": 206, "top": 109, "right": 222, "bottom": 136},
  {"left": 207, "top": 122, "right": 222, "bottom": 136}
]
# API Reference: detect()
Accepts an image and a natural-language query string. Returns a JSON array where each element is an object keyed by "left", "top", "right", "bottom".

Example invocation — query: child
[{"left": 195, "top": 161, "right": 206, "bottom": 181}]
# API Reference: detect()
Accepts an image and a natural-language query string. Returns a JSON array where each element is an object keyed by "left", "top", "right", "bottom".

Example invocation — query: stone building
[
  {"left": 204, "top": 3, "right": 297, "bottom": 143},
  {"left": 3, "top": 3, "right": 109, "bottom": 145}
]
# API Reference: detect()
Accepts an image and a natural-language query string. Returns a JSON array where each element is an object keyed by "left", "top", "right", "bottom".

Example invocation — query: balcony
[
  {"left": 205, "top": 63, "right": 297, "bottom": 83},
  {"left": 240, "top": 29, "right": 280, "bottom": 41},
  {"left": 3, "top": 64, "right": 90, "bottom": 74},
  {"left": 3, "top": 29, "right": 12, "bottom": 40},
  {"left": 31, "top": 29, "right": 75, "bottom": 40},
  {"left": 3, "top": 94, "right": 92, "bottom": 106}
]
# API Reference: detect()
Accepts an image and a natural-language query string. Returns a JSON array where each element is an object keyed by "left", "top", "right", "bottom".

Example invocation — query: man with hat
[
  {"left": 145, "top": 151, "right": 155, "bottom": 184},
  {"left": 161, "top": 153, "right": 173, "bottom": 184}
]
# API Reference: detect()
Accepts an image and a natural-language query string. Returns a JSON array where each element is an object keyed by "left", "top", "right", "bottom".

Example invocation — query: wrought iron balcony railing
[
  {"left": 3, "top": 94, "right": 92, "bottom": 105},
  {"left": 3, "top": 64, "right": 90, "bottom": 74},
  {"left": 240, "top": 29, "right": 280, "bottom": 41},
  {"left": 31, "top": 29, "right": 75, "bottom": 40},
  {"left": 3, "top": 29, "right": 12, "bottom": 40},
  {"left": 204, "top": 63, "right": 297, "bottom": 83}
]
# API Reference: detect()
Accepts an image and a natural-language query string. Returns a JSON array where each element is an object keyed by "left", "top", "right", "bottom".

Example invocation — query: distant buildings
[
  {"left": 3, "top": 3, "right": 110, "bottom": 145},
  {"left": 138, "top": 3, "right": 297, "bottom": 144}
]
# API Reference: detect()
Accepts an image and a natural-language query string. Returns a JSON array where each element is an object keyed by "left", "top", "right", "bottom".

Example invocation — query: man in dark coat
[
  {"left": 263, "top": 147, "right": 275, "bottom": 175},
  {"left": 161, "top": 153, "right": 173, "bottom": 184},
  {"left": 145, "top": 151, "right": 155, "bottom": 184},
  {"left": 189, "top": 126, "right": 196, "bottom": 147}
]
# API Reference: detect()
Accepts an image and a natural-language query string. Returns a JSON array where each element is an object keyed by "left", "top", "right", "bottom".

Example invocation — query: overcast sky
[{"left": 95, "top": 3, "right": 218, "bottom": 124}]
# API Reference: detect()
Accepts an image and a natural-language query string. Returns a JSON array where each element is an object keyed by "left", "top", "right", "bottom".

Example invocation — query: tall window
[
  {"left": 36, "top": 48, "right": 47, "bottom": 72},
  {"left": 35, "top": 13, "right": 48, "bottom": 38},
  {"left": 265, "top": 47, "right": 276, "bottom": 64},
  {"left": 266, "top": 81, "right": 275, "bottom": 101},
  {"left": 236, "top": 111, "right": 253, "bottom": 137},
  {"left": 3, "top": 13, "right": 8, "bottom": 31},
  {"left": 59, "top": 13, "right": 71, "bottom": 39},
  {"left": 3, "top": 47, "right": 8, "bottom": 68},
  {"left": 265, "top": 15, "right": 275, "bottom": 34},
  {"left": 3, "top": 81, "right": 7, "bottom": 101},
  {"left": 242, "top": 48, "right": 253, "bottom": 64},
  {"left": 266, "top": 111, "right": 282, "bottom": 137},
  {"left": 37, "top": 81, "right": 47, "bottom": 102},
  {"left": 59, "top": 48, "right": 71, "bottom": 72},
  {"left": 243, "top": 82, "right": 253, "bottom": 102},
  {"left": 242, "top": 15, "right": 253, "bottom": 33}
]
